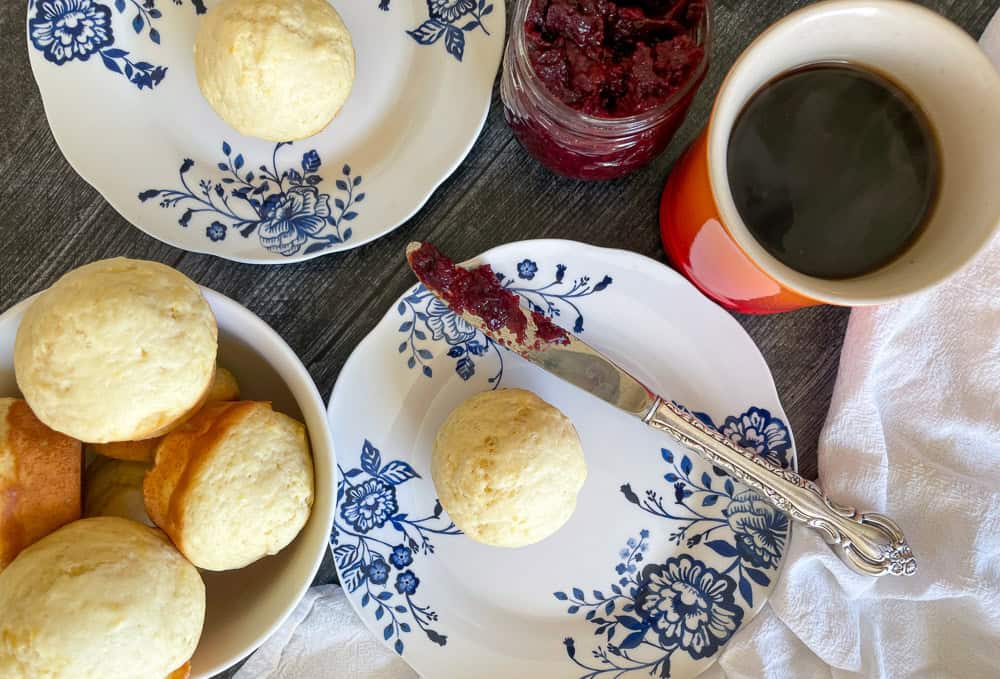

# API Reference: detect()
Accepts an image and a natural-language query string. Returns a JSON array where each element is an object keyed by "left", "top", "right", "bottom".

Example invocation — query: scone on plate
[
  {"left": 84, "top": 457, "right": 153, "bottom": 526},
  {"left": 144, "top": 401, "right": 314, "bottom": 570},
  {"left": 0, "top": 517, "right": 205, "bottom": 679},
  {"left": 432, "top": 389, "right": 587, "bottom": 548},
  {"left": 90, "top": 365, "right": 241, "bottom": 463},
  {"left": 0, "top": 398, "right": 81, "bottom": 570},
  {"left": 194, "top": 0, "right": 356, "bottom": 141},
  {"left": 14, "top": 258, "right": 218, "bottom": 443}
]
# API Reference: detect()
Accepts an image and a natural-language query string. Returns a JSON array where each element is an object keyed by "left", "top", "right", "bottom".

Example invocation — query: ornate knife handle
[{"left": 644, "top": 399, "right": 916, "bottom": 577}]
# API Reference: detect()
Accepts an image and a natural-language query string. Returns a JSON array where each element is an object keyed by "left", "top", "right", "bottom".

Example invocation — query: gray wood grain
[{"left": 2, "top": 0, "right": 997, "bottom": 676}]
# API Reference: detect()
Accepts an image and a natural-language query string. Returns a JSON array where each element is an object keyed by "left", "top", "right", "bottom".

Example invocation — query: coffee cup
[{"left": 660, "top": 0, "right": 1000, "bottom": 313}]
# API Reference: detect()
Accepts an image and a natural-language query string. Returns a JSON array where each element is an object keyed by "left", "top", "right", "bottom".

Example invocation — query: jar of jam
[{"left": 501, "top": 0, "right": 711, "bottom": 181}]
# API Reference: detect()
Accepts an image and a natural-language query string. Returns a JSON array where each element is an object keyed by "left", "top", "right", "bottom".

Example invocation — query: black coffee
[{"left": 727, "top": 63, "right": 940, "bottom": 279}]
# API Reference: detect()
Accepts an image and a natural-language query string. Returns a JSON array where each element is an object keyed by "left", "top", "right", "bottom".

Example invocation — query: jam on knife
[{"left": 405, "top": 242, "right": 569, "bottom": 351}]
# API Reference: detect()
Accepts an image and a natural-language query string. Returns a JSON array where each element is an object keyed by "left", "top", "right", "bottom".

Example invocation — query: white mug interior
[{"left": 707, "top": 0, "right": 1000, "bottom": 306}]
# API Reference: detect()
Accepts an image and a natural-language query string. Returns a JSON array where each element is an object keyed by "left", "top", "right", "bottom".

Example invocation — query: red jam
[
  {"left": 407, "top": 243, "right": 569, "bottom": 349},
  {"left": 500, "top": 0, "right": 709, "bottom": 180},
  {"left": 525, "top": 0, "right": 706, "bottom": 117}
]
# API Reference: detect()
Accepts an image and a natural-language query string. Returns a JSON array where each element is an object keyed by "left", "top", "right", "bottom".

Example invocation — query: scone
[
  {"left": 207, "top": 366, "right": 240, "bottom": 402},
  {"left": 90, "top": 366, "right": 241, "bottom": 463},
  {"left": 167, "top": 663, "right": 191, "bottom": 679},
  {"left": 14, "top": 258, "right": 218, "bottom": 443},
  {"left": 144, "top": 401, "right": 314, "bottom": 570},
  {"left": 89, "top": 437, "right": 161, "bottom": 464},
  {"left": 432, "top": 389, "right": 587, "bottom": 548},
  {"left": 0, "top": 517, "right": 205, "bottom": 679},
  {"left": 194, "top": 0, "right": 356, "bottom": 141},
  {"left": 84, "top": 457, "right": 153, "bottom": 526},
  {"left": 0, "top": 398, "right": 81, "bottom": 570}
]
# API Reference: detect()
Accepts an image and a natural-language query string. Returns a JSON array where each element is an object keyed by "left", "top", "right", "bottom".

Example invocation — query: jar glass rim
[{"left": 508, "top": 0, "right": 714, "bottom": 131}]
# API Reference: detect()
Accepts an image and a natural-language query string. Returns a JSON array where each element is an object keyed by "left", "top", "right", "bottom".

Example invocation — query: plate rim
[{"left": 326, "top": 238, "right": 798, "bottom": 677}]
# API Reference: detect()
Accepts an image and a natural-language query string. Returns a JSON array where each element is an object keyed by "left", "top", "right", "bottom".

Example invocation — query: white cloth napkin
[
  {"left": 237, "top": 13, "right": 1000, "bottom": 679},
  {"left": 233, "top": 585, "right": 416, "bottom": 679},
  {"left": 703, "top": 246, "right": 1000, "bottom": 679}
]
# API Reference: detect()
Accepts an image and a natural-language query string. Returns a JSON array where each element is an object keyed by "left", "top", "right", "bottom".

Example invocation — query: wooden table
[{"left": 1, "top": 0, "right": 995, "bottom": 676}]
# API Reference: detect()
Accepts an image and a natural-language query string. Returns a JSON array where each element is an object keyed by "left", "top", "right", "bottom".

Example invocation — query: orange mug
[{"left": 660, "top": 0, "right": 1000, "bottom": 314}]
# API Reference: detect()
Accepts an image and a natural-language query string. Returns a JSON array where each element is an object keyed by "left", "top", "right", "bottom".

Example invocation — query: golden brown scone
[
  {"left": 84, "top": 457, "right": 153, "bottom": 526},
  {"left": 0, "top": 517, "right": 205, "bottom": 679},
  {"left": 14, "top": 258, "right": 218, "bottom": 443},
  {"left": 0, "top": 398, "right": 81, "bottom": 570},
  {"left": 207, "top": 366, "right": 240, "bottom": 402},
  {"left": 432, "top": 389, "right": 587, "bottom": 548},
  {"left": 144, "top": 401, "right": 314, "bottom": 571},
  {"left": 194, "top": 0, "right": 355, "bottom": 141}
]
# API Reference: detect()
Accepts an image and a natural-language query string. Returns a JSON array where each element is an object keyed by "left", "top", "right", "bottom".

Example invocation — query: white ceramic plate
[
  {"left": 328, "top": 240, "right": 797, "bottom": 678},
  {"left": 0, "top": 288, "right": 336, "bottom": 678},
  {"left": 25, "top": 0, "right": 504, "bottom": 263}
]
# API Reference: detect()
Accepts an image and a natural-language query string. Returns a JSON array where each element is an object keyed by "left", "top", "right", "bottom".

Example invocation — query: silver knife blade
[
  {"left": 405, "top": 241, "right": 656, "bottom": 418},
  {"left": 522, "top": 336, "right": 656, "bottom": 418}
]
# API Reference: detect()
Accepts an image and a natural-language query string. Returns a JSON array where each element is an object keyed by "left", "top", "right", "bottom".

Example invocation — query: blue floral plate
[
  {"left": 25, "top": 0, "right": 503, "bottom": 263},
  {"left": 327, "top": 240, "right": 797, "bottom": 678}
]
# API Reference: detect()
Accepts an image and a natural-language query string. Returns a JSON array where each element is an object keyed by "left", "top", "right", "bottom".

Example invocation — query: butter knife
[{"left": 406, "top": 242, "right": 916, "bottom": 577}]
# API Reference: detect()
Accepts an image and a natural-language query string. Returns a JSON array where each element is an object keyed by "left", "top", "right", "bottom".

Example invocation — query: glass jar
[{"left": 500, "top": 0, "right": 712, "bottom": 181}]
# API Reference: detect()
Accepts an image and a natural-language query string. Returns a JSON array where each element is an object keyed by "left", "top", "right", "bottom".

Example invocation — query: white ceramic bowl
[{"left": 0, "top": 287, "right": 335, "bottom": 678}]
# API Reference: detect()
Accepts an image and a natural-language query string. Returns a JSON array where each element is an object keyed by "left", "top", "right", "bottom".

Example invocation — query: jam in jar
[{"left": 501, "top": 0, "right": 710, "bottom": 180}]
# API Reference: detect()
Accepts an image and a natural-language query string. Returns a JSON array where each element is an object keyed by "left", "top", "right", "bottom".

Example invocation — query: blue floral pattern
[
  {"left": 341, "top": 478, "right": 399, "bottom": 532},
  {"left": 29, "top": 0, "right": 113, "bottom": 64},
  {"left": 559, "top": 406, "right": 791, "bottom": 676},
  {"left": 638, "top": 556, "right": 743, "bottom": 660},
  {"left": 138, "top": 142, "right": 363, "bottom": 256},
  {"left": 395, "top": 260, "right": 612, "bottom": 383},
  {"left": 390, "top": 545, "right": 414, "bottom": 568},
  {"left": 333, "top": 440, "right": 462, "bottom": 656},
  {"left": 28, "top": 0, "right": 184, "bottom": 90},
  {"left": 368, "top": 558, "right": 390, "bottom": 585},
  {"left": 375, "top": 0, "right": 492, "bottom": 62},
  {"left": 727, "top": 490, "right": 786, "bottom": 570},
  {"left": 205, "top": 221, "right": 226, "bottom": 242},
  {"left": 516, "top": 259, "right": 538, "bottom": 280},
  {"left": 556, "top": 535, "right": 744, "bottom": 678},
  {"left": 719, "top": 407, "right": 792, "bottom": 469}
]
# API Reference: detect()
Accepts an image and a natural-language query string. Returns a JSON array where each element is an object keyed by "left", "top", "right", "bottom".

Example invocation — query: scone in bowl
[{"left": 0, "top": 287, "right": 335, "bottom": 678}]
